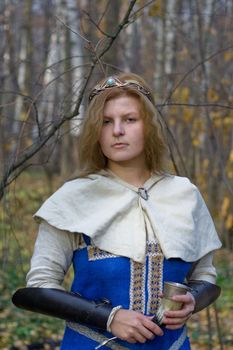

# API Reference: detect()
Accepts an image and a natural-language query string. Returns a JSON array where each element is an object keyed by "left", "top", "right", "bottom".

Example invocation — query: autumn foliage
[{"left": 0, "top": 0, "right": 232, "bottom": 349}]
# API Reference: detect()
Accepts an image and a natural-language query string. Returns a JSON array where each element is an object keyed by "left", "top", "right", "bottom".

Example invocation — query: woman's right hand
[{"left": 110, "top": 309, "right": 164, "bottom": 344}]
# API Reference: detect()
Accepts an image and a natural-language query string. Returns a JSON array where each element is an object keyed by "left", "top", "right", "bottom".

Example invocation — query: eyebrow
[{"left": 103, "top": 112, "right": 140, "bottom": 118}]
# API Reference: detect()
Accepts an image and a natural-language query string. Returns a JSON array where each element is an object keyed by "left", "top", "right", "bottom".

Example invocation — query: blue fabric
[
  {"left": 61, "top": 236, "right": 192, "bottom": 349},
  {"left": 61, "top": 326, "right": 190, "bottom": 349}
]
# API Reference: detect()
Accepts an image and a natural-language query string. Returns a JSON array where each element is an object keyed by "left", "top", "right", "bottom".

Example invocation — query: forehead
[{"left": 103, "top": 95, "right": 141, "bottom": 115}]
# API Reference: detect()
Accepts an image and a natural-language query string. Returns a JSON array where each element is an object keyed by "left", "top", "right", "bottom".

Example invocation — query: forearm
[
  {"left": 15, "top": 223, "right": 113, "bottom": 330},
  {"left": 187, "top": 252, "right": 221, "bottom": 312},
  {"left": 187, "top": 280, "right": 221, "bottom": 313},
  {"left": 12, "top": 287, "right": 113, "bottom": 330}
]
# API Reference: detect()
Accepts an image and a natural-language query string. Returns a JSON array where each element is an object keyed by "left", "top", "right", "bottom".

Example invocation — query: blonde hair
[{"left": 75, "top": 73, "right": 168, "bottom": 177}]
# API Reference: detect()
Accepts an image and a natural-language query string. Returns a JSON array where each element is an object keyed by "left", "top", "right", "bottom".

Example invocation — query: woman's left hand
[{"left": 162, "top": 292, "right": 195, "bottom": 330}]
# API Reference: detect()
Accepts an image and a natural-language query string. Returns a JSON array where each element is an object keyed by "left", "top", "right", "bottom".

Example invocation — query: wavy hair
[{"left": 75, "top": 72, "right": 168, "bottom": 176}]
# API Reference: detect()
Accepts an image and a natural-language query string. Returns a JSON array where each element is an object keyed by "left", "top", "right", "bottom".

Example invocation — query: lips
[{"left": 112, "top": 142, "right": 128, "bottom": 148}]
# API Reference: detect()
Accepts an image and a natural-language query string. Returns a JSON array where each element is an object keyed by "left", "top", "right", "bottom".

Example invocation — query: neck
[{"left": 107, "top": 161, "right": 151, "bottom": 187}]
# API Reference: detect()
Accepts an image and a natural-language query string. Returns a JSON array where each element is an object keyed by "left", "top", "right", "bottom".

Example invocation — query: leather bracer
[
  {"left": 187, "top": 280, "right": 221, "bottom": 313},
  {"left": 12, "top": 288, "right": 113, "bottom": 330}
]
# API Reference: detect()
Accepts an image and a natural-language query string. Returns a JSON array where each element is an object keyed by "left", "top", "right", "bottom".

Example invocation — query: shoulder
[
  {"left": 152, "top": 174, "right": 203, "bottom": 207},
  {"left": 35, "top": 174, "right": 103, "bottom": 215},
  {"left": 51, "top": 174, "right": 102, "bottom": 197},
  {"left": 163, "top": 173, "right": 193, "bottom": 185},
  {"left": 34, "top": 174, "right": 104, "bottom": 225},
  {"left": 160, "top": 174, "right": 198, "bottom": 192}
]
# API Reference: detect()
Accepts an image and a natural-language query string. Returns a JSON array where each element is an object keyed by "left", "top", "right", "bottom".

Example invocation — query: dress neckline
[{"left": 99, "top": 169, "right": 167, "bottom": 194}]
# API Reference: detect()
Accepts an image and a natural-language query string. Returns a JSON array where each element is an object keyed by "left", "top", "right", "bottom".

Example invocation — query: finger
[
  {"left": 132, "top": 331, "right": 148, "bottom": 344},
  {"left": 164, "top": 308, "right": 193, "bottom": 318},
  {"left": 172, "top": 292, "right": 195, "bottom": 304},
  {"left": 132, "top": 319, "right": 162, "bottom": 342},
  {"left": 120, "top": 318, "right": 157, "bottom": 343},
  {"left": 138, "top": 326, "right": 155, "bottom": 341},
  {"left": 145, "top": 317, "right": 164, "bottom": 336},
  {"left": 163, "top": 316, "right": 190, "bottom": 325},
  {"left": 126, "top": 337, "right": 137, "bottom": 344}
]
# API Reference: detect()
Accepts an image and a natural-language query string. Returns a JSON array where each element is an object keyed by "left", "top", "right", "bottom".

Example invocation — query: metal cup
[{"left": 154, "top": 281, "right": 190, "bottom": 325}]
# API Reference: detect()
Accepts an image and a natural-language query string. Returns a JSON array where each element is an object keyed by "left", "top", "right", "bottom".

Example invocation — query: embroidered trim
[
  {"left": 147, "top": 240, "right": 162, "bottom": 256},
  {"left": 88, "top": 246, "right": 118, "bottom": 261},
  {"left": 66, "top": 322, "right": 130, "bottom": 350},
  {"left": 168, "top": 327, "right": 187, "bottom": 350},
  {"left": 78, "top": 234, "right": 87, "bottom": 249},
  {"left": 129, "top": 260, "right": 146, "bottom": 313},
  {"left": 147, "top": 240, "right": 163, "bottom": 315},
  {"left": 129, "top": 240, "right": 163, "bottom": 314}
]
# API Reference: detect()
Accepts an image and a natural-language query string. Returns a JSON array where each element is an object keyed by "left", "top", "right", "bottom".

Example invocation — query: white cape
[{"left": 34, "top": 172, "right": 221, "bottom": 263}]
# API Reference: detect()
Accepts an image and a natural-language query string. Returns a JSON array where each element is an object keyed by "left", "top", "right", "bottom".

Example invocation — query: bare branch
[
  {"left": 0, "top": 0, "right": 137, "bottom": 200},
  {"left": 55, "top": 15, "right": 91, "bottom": 44},
  {"left": 156, "top": 102, "right": 233, "bottom": 110},
  {"left": 82, "top": 9, "right": 114, "bottom": 38},
  {"left": 164, "top": 44, "right": 233, "bottom": 104}
]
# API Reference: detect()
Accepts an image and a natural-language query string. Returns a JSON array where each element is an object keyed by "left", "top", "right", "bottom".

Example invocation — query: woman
[{"left": 12, "top": 73, "right": 222, "bottom": 349}]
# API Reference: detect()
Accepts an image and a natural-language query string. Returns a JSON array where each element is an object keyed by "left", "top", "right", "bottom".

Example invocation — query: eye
[
  {"left": 103, "top": 118, "right": 111, "bottom": 125},
  {"left": 126, "top": 117, "right": 137, "bottom": 123}
]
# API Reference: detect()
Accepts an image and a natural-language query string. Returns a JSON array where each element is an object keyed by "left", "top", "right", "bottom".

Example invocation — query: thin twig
[
  {"left": 55, "top": 15, "right": 91, "bottom": 44},
  {"left": 164, "top": 44, "right": 233, "bottom": 104},
  {"left": 156, "top": 102, "right": 233, "bottom": 110},
  {"left": 82, "top": 9, "right": 114, "bottom": 38},
  {"left": 0, "top": 0, "right": 138, "bottom": 200}
]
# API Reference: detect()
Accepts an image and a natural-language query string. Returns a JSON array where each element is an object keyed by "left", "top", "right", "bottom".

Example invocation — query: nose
[{"left": 113, "top": 121, "right": 125, "bottom": 137}]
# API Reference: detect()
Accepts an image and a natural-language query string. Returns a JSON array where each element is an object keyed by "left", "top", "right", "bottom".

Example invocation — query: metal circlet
[{"left": 89, "top": 77, "right": 153, "bottom": 103}]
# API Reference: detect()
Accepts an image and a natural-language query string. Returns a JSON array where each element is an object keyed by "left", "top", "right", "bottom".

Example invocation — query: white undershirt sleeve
[
  {"left": 189, "top": 251, "right": 217, "bottom": 283},
  {"left": 26, "top": 221, "right": 80, "bottom": 289}
]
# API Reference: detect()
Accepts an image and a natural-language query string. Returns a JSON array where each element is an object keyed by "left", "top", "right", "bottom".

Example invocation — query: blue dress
[{"left": 61, "top": 235, "right": 192, "bottom": 350}]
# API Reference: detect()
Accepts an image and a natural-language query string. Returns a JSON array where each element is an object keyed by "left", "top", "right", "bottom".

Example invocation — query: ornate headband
[{"left": 89, "top": 76, "right": 153, "bottom": 103}]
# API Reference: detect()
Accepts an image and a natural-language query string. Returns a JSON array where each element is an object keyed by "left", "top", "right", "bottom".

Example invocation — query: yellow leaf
[
  {"left": 148, "top": 0, "right": 164, "bottom": 17},
  {"left": 193, "top": 118, "right": 204, "bottom": 131},
  {"left": 225, "top": 214, "right": 233, "bottom": 230},
  {"left": 207, "top": 88, "right": 219, "bottom": 102},
  {"left": 180, "top": 87, "right": 190, "bottom": 103},
  {"left": 210, "top": 110, "right": 220, "bottom": 119},
  {"left": 169, "top": 118, "right": 176, "bottom": 126},
  {"left": 19, "top": 111, "right": 28, "bottom": 121},
  {"left": 221, "top": 78, "right": 231, "bottom": 86},
  {"left": 203, "top": 159, "right": 209, "bottom": 169},
  {"left": 230, "top": 150, "right": 233, "bottom": 162},
  {"left": 183, "top": 109, "right": 193, "bottom": 122},
  {"left": 192, "top": 138, "right": 200, "bottom": 147},
  {"left": 221, "top": 196, "right": 230, "bottom": 218},
  {"left": 213, "top": 118, "right": 221, "bottom": 128},
  {"left": 224, "top": 50, "right": 233, "bottom": 62},
  {"left": 223, "top": 117, "right": 233, "bottom": 127},
  {"left": 3, "top": 142, "right": 13, "bottom": 152}
]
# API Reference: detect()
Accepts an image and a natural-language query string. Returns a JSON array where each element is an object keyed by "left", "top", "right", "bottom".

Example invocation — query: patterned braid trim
[
  {"left": 67, "top": 322, "right": 187, "bottom": 349},
  {"left": 66, "top": 322, "right": 130, "bottom": 350},
  {"left": 87, "top": 246, "right": 118, "bottom": 260}
]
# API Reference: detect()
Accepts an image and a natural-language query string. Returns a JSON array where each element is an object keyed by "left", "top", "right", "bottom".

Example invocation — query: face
[{"left": 99, "top": 95, "right": 146, "bottom": 169}]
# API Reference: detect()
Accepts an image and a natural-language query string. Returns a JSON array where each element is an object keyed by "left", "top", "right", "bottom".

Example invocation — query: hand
[
  {"left": 110, "top": 309, "right": 164, "bottom": 344},
  {"left": 162, "top": 292, "right": 195, "bottom": 330}
]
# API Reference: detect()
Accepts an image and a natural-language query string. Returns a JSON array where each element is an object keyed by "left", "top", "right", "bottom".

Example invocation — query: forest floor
[{"left": 0, "top": 171, "right": 232, "bottom": 349}]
